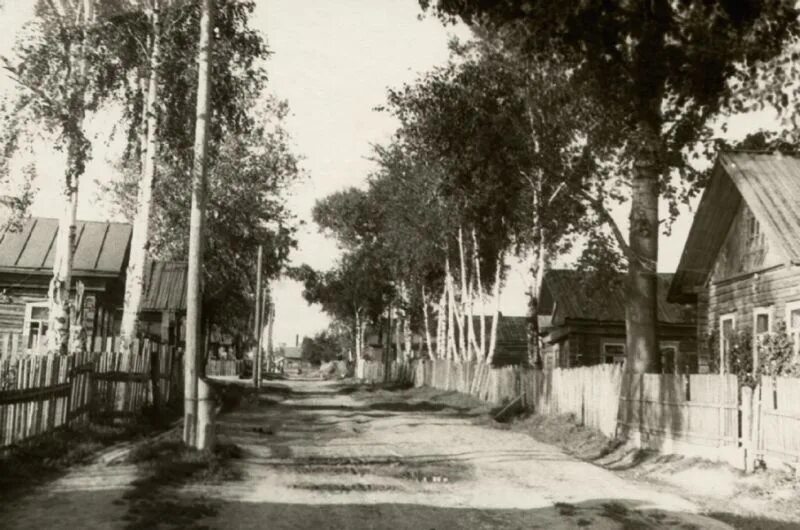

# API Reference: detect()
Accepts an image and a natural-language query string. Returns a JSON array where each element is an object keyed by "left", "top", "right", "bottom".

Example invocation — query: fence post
[
  {"left": 151, "top": 344, "right": 161, "bottom": 418},
  {"left": 741, "top": 385, "right": 753, "bottom": 472}
]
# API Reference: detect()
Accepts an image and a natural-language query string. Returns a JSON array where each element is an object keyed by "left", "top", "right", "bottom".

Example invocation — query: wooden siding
[
  {"left": 704, "top": 263, "right": 800, "bottom": 338},
  {"left": 711, "top": 201, "right": 785, "bottom": 282}
]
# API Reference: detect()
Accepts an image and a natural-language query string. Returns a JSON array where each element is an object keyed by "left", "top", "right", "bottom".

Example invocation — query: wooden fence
[
  {"left": 753, "top": 376, "right": 800, "bottom": 464},
  {"left": 0, "top": 346, "right": 182, "bottom": 449},
  {"left": 617, "top": 373, "right": 739, "bottom": 460}
]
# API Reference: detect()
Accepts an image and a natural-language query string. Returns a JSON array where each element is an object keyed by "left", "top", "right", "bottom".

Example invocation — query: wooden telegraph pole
[
  {"left": 254, "top": 245, "right": 263, "bottom": 389},
  {"left": 184, "top": 0, "right": 214, "bottom": 449}
]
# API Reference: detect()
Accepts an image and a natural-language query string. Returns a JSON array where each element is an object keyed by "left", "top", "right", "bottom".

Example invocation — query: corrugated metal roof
[
  {"left": 543, "top": 269, "right": 695, "bottom": 325},
  {"left": 141, "top": 260, "right": 188, "bottom": 312},
  {"left": 0, "top": 217, "right": 131, "bottom": 276},
  {"left": 669, "top": 151, "right": 800, "bottom": 302}
]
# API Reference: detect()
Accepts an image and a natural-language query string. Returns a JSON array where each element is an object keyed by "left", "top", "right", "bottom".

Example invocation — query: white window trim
[
  {"left": 785, "top": 301, "right": 800, "bottom": 357},
  {"left": 719, "top": 313, "right": 736, "bottom": 375},
  {"left": 753, "top": 305, "right": 773, "bottom": 336},
  {"left": 23, "top": 300, "right": 50, "bottom": 352},
  {"left": 659, "top": 341, "right": 679, "bottom": 374}
]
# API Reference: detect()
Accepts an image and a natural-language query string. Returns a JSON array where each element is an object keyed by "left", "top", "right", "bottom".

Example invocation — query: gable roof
[
  {"left": 541, "top": 269, "right": 695, "bottom": 325},
  {"left": 669, "top": 151, "right": 800, "bottom": 302},
  {"left": 141, "top": 260, "right": 188, "bottom": 312},
  {"left": 0, "top": 217, "right": 132, "bottom": 277}
]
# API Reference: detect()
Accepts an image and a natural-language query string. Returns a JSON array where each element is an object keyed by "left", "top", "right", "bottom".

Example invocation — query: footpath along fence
[
  {"left": 362, "top": 358, "right": 800, "bottom": 470},
  {"left": 0, "top": 343, "right": 182, "bottom": 449}
]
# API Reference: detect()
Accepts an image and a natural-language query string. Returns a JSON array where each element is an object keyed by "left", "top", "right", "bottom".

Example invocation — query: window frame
[
  {"left": 659, "top": 341, "right": 679, "bottom": 374},
  {"left": 602, "top": 340, "right": 626, "bottom": 366},
  {"left": 23, "top": 300, "right": 50, "bottom": 352},
  {"left": 785, "top": 301, "right": 800, "bottom": 358},
  {"left": 719, "top": 313, "right": 737, "bottom": 375}
]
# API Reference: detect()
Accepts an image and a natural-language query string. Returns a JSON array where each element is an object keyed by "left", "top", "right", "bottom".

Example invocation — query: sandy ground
[{"left": 0, "top": 378, "right": 761, "bottom": 529}]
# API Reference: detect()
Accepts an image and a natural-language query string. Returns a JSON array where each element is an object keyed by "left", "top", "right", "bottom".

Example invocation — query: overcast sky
[{"left": 0, "top": 1, "right": 781, "bottom": 346}]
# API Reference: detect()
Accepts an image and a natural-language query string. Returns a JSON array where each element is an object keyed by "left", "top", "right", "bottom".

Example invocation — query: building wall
[{"left": 701, "top": 201, "right": 800, "bottom": 357}]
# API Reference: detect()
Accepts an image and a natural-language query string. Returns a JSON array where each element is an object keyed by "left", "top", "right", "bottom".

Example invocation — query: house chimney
[{"left": 295, "top": 334, "right": 299, "bottom": 347}]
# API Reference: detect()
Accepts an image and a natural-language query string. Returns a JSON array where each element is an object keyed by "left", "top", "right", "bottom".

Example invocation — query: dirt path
[{"left": 1, "top": 378, "right": 740, "bottom": 529}]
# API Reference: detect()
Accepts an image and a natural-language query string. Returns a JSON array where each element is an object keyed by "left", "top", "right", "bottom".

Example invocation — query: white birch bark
[
  {"left": 472, "top": 229, "right": 486, "bottom": 361},
  {"left": 457, "top": 227, "right": 469, "bottom": 360},
  {"left": 487, "top": 253, "right": 503, "bottom": 364},
  {"left": 422, "top": 285, "right": 434, "bottom": 359},
  {"left": 121, "top": 0, "right": 163, "bottom": 350},
  {"left": 446, "top": 259, "right": 456, "bottom": 360},
  {"left": 436, "top": 286, "right": 446, "bottom": 358},
  {"left": 354, "top": 310, "right": 362, "bottom": 360},
  {"left": 48, "top": 0, "right": 96, "bottom": 353}
]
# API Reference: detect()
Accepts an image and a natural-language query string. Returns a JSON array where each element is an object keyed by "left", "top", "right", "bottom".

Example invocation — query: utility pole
[
  {"left": 184, "top": 0, "right": 214, "bottom": 449},
  {"left": 254, "top": 244, "right": 263, "bottom": 389}
]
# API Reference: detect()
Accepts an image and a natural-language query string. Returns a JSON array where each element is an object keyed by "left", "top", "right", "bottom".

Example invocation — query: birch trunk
[
  {"left": 472, "top": 229, "right": 485, "bottom": 361},
  {"left": 354, "top": 311, "right": 362, "bottom": 360},
  {"left": 120, "top": 0, "right": 163, "bottom": 350},
  {"left": 457, "top": 227, "right": 469, "bottom": 360},
  {"left": 422, "top": 285, "right": 434, "bottom": 359},
  {"left": 436, "top": 286, "right": 446, "bottom": 359},
  {"left": 528, "top": 232, "right": 546, "bottom": 367},
  {"left": 48, "top": 0, "right": 95, "bottom": 354},
  {"left": 487, "top": 254, "right": 503, "bottom": 364},
  {"left": 446, "top": 261, "right": 456, "bottom": 360}
]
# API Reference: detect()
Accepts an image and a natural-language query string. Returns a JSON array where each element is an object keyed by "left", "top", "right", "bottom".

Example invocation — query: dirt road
[{"left": 2, "top": 378, "right": 740, "bottom": 529}]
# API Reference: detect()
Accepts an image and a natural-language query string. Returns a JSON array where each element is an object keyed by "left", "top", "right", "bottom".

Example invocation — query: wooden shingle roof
[
  {"left": 141, "top": 260, "right": 188, "bottom": 312},
  {"left": 0, "top": 217, "right": 131, "bottom": 276},
  {"left": 669, "top": 151, "right": 800, "bottom": 302},
  {"left": 541, "top": 269, "right": 695, "bottom": 325}
]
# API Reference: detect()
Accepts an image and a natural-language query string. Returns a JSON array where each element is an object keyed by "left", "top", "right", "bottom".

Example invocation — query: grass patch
[
  {"left": 504, "top": 413, "right": 623, "bottom": 461},
  {"left": 120, "top": 435, "right": 244, "bottom": 529},
  {"left": 0, "top": 418, "right": 168, "bottom": 503}
]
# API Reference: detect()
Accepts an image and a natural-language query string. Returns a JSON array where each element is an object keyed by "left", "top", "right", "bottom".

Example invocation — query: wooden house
[
  {"left": 0, "top": 217, "right": 132, "bottom": 354},
  {"left": 140, "top": 259, "right": 187, "bottom": 346},
  {"left": 539, "top": 269, "right": 698, "bottom": 372},
  {"left": 668, "top": 151, "right": 800, "bottom": 372}
]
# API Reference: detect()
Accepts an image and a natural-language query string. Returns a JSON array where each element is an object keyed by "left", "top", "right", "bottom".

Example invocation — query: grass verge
[
  {"left": 0, "top": 417, "right": 171, "bottom": 503},
  {"left": 119, "top": 433, "right": 244, "bottom": 530}
]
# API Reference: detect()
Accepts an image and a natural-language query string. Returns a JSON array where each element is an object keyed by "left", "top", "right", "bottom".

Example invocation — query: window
[
  {"left": 602, "top": 341, "right": 626, "bottom": 365},
  {"left": 720, "top": 313, "right": 736, "bottom": 374},
  {"left": 747, "top": 210, "right": 761, "bottom": 245},
  {"left": 24, "top": 301, "right": 50, "bottom": 351},
  {"left": 660, "top": 341, "right": 679, "bottom": 374},
  {"left": 786, "top": 302, "right": 800, "bottom": 359}
]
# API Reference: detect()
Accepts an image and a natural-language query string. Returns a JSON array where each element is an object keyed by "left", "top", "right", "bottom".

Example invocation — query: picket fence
[
  {"left": 362, "top": 358, "right": 800, "bottom": 469},
  {"left": 0, "top": 346, "right": 181, "bottom": 449},
  {"left": 753, "top": 377, "right": 800, "bottom": 464}
]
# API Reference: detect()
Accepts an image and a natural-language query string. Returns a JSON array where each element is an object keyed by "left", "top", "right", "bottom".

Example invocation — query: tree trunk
[
  {"left": 457, "top": 227, "right": 469, "bottom": 360},
  {"left": 47, "top": 0, "right": 95, "bottom": 354},
  {"left": 436, "top": 286, "right": 446, "bottom": 359},
  {"left": 487, "top": 253, "right": 503, "bottom": 365},
  {"left": 120, "top": 0, "right": 163, "bottom": 351},
  {"left": 626, "top": 120, "right": 661, "bottom": 374},
  {"left": 422, "top": 285, "right": 434, "bottom": 360},
  {"left": 185, "top": 0, "right": 213, "bottom": 449},
  {"left": 528, "top": 230, "right": 546, "bottom": 368},
  {"left": 354, "top": 310, "right": 362, "bottom": 360},
  {"left": 472, "top": 229, "right": 485, "bottom": 361}
]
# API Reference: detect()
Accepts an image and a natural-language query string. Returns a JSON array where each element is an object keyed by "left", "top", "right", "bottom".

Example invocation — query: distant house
[
  {"left": 539, "top": 269, "right": 698, "bottom": 372},
  {"left": 139, "top": 259, "right": 187, "bottom": 346},
  {"left": 668, "top": 151, "right": 800, "bottom": 372},
  {"left": 0, "top": 217, "right": 132, "bottom": 354}
]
